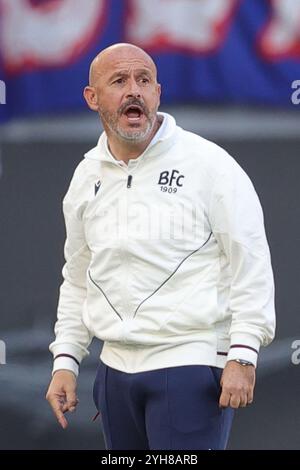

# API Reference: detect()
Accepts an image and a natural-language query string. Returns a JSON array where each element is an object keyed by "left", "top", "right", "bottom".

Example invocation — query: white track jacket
[{"left": 50, "top": 113, "right": 275, "bottom": 376}]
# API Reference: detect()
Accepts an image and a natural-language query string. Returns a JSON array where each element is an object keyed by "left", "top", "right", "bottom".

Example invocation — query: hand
[
  {"left": 219, "top": 360, "right": 256, "bottom": 409},
  {"left": 46, "top": 369, "right": 79, "bottom": 429}
]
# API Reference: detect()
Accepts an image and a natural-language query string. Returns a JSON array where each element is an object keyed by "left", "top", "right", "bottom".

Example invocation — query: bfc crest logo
[{"left": 158, "top": 170, "right": 185, "bottom": 193}]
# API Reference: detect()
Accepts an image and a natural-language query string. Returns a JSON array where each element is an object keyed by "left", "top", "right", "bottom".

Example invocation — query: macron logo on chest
[
  {"left": 158, "top": 169, "right": 185, "bottom": 194},
  {"left": 94, "top": 180, "right": 101, "bottom": 195}
]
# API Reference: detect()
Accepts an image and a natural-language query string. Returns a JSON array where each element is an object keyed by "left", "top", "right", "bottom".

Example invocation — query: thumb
[{"left": 65, "top": 385, "right": 78, "bottom": 412}]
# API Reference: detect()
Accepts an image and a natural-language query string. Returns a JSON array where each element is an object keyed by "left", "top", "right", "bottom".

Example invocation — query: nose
[{"left": 125, "top": 78, "right": 141, "bottom": 99}]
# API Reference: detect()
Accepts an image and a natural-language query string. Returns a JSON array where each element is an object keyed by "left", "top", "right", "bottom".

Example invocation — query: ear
[
  {"left": 157, "top": 83, "right": 161, "bottom": 106},
  {"left": 83, "top": 86, "right": 98, "bottom": 112}
]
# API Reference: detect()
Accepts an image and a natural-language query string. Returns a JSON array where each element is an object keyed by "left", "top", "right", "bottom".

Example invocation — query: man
[{"left": 46, "top": 43, "right": 275, "bottom": 450}]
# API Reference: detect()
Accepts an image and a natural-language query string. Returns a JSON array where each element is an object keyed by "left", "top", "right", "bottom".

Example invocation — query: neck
[{"left": 106, "top": 117, "right": 161, "bottom": 164}]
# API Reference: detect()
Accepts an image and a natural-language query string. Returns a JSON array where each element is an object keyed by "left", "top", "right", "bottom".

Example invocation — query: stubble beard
[{"left": 100, "top": 107, "right": 157, "bottom": 143}]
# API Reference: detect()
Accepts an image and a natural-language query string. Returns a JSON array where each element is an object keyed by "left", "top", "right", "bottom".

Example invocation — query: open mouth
[{"left": 123, "top": 105, "right": 144, "bottom": 122}]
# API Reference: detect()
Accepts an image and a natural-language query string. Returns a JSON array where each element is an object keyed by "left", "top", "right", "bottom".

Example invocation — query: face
[{"left": 84, "top": 48, "right": 161, "bottom": 143}]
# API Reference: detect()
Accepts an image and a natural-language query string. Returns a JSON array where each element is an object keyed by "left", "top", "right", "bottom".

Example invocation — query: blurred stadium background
[{"left": 0, "top": 0, "right": 299, "bottom": 450}]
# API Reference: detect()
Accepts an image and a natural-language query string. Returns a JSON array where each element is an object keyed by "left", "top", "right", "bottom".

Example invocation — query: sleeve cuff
[
  {"left": 53, "top": 355, "right": 79, "bottom": 377},
  {"left": 227, "top": 333, "right": 261, "bottom": 367},
  {"left": 50, "top": 343, "right": 84, "bottom": 377}
]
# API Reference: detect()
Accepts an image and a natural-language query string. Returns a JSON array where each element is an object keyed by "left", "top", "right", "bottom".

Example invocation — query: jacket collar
[{"left": 84, "top": 112, "right": 177, "bottom": 164}]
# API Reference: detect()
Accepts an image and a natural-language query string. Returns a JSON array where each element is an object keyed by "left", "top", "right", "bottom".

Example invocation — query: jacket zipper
[
  {"left": 120, "top": 172, "right": 133, "bottom": 328},
  {"left": 127, "top": 174, "right": 133, "bottom": 188}
]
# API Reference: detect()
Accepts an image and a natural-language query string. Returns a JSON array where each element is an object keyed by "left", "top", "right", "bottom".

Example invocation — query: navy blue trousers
[{"left": 93, "top": 360, "right": 234, "bottom": 450}]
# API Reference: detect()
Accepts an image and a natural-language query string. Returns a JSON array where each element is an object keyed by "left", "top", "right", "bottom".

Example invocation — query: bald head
[{"left": 89, "top": 43, "right": 157, "bottom": 86}]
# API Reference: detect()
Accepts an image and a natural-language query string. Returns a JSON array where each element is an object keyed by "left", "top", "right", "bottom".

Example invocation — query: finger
[
  {"left": 62, "top": 402, "right": 69, "bottom": 413},
  {"left": 65, "top": 388, "right": 78, "bottom": 413},
  {"left": 62, "top": 402, "right": 79, "bottom": 413},
  {"left": 219, "top": 390, "right": 231, "bottom": 408},
  {"left": 239, "top": 394, "right": 248, "bottom": 408},
  {"left": 57, "top": 412, "right": 68, "bottom": 429},
  {"left": 247, "top": 391, "right": 254, "bottom": 405},
  {"left": 70, "top": 397, "right": 79, "bottom": 412},
  {"left": 49, "top": 397, "right": 68, "bottom": 429},
  {"left": 229, "top": 394, "right": 241, "bottom": 409}
]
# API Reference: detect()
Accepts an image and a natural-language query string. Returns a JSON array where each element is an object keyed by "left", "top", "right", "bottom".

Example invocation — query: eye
[
  {"left": 113, "top": 77, "right": 125, "bottom": 85},
  {"left": 140, "top": 77, "right": 150, "bottom": 84}
]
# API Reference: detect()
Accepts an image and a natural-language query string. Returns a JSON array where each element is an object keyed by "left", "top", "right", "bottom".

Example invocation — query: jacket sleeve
[
  {"left": 209, "top": 156, "right": 276, "bottom": 367},
  {"left": 49, "top": 165, "right": 93, "bottom": 377}
]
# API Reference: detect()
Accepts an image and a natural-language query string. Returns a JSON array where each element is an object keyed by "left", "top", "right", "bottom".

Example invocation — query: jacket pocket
[{"left": 162, "top": 282, "right": 221, "bottom": 335}]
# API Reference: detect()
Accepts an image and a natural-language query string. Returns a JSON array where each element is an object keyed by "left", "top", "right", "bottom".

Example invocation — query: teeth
[{"left": 127, "top": 116, "right": 141, "bottom": 121}]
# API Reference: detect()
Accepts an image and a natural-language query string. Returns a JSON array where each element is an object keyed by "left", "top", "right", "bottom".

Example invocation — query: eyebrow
[{"left": 108, "top": 69, "right": 153, "bottom": 82}]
